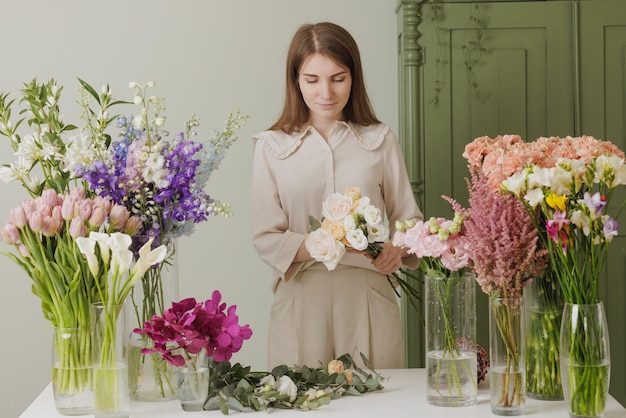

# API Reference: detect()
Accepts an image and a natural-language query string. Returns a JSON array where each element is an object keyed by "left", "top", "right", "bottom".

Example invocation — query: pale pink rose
[
  {"left": 328, "top": 359, "right": 345, "bottom": 374},
  {"left": 305, "top": 228, "right": 346, "bottom": 270},
  {"left": 344, "top": 187, "right": 362, "bottom": 201},
  {"left": 322, "top": 193, "right": 353, "bottom": 222},
  {"left": 322, "top": 218, "right": 346, "bottom": 241}
]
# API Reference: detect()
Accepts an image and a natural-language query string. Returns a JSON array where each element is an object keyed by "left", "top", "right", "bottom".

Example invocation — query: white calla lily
[
  {"left": 89, "top": 231, "right": 112, "bottom": 265},
  {"left": 76, "top": 236, "right": 99, "bottom": 277}
]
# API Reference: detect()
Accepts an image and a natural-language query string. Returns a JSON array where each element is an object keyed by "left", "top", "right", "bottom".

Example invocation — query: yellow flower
[{"left": 546, "top": 192, "right": 567, "bottom": 211}]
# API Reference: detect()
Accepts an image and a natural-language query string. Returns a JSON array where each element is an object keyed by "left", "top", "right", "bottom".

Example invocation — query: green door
[
  {"left": 415, "top": 0, "right": 576, "bottom": 362},
  {"left": 578, "top": 0, "right": 626, "bottom": 406}
]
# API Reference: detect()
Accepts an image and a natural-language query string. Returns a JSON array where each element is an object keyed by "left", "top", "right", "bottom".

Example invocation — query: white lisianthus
[
  {"left": 276, "top": 376, "right": 298, "bottom": 402},
  {"left": 322, "top": 193, "right": 353, "bottom": 222},
  {"left": 362, "top": 204, "right": 382, "bottom": 226},
  {"left": 343, "top": 214, "right": 357, "bottom": 232},
  {"left": 259, "top": 374, "right": 276, "bottom": 391},
  {"left": 305, "top": 228, "right": 346, "bottom": 270},
  {"left": 345, "top": 228, "right": 368, "bottom": 251},
  {"left": 367, "top": 223, "right": 388, "bottom": 243}
]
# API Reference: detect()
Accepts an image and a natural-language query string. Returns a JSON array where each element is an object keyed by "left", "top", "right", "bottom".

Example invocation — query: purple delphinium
[{"left": 80, "top": 115, "right": 223, "bottom": 239}]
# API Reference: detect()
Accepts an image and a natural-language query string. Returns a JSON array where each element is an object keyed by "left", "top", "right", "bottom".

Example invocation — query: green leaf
[
  {"left": 77, "top": 77, "right": 101, "bottom": 105},
  {"left": 308, "top": 215, "right": 321, "bottom": 232}
]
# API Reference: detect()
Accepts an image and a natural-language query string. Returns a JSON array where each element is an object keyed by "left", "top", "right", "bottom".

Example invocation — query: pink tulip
[
  {"left": 109, "top": 205, "right": 130, "bottom": 230},
  {"left": 61, "top": 196, "right": 76, "bottom": 220},
  {"left": 69, "top": 217, "right": 87, "bottom": 238},
  {"left": 123, "top": 216, "right": 142, "bottom": 235},
  {"left": 1, "top": 223, "right": 20, "bottom": 244},
  {"left": 28, "top": 211, "right": 44, "bottom": 232},
  {"left": 88, "top": 205, "right": 107, "bottom": 228},
  {"left": 41, "top": 189, "right": 60, "bottom": 208},
  {"left": 10, "top": 206, "right": 27, "bottom": 228}
]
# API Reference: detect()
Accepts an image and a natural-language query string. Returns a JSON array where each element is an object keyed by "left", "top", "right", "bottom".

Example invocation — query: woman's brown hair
[{"left": 270, "top": 22, "right": 380, "bottom": 134}]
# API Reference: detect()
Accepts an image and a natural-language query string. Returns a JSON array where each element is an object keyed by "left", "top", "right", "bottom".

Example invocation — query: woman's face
[{"left": 298, "top": 53, "right": 352, "bottom": 125}]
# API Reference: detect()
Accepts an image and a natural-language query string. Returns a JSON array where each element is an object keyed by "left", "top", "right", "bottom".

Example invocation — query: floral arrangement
[
  {"left": 493, "top": 134, "right": 626, "bottom": 415},
  {"left": 0, "top": 77, "right": 247, "bottom": 403},
  {"left": 80, "top": 231, "right": 167, "bottom": 415},
  {"left": 393, "top": 197, "right": 480, "bottom": 404},
  {"left": 78, "top": 81, "right": 248, "bottom": 240},
  {"left": 462, "top": 170, "right": 547, "bottom": 412},
  {"left": 305, "top": 186, "right": 422, "bottom": 315},
  {"left": 464, "top": 134, "right": 567, "bottom": 399},
  {"left": 134, "top": 291, "right": 253, "bottom": 366},
  {"left": 204, "top": 353, "right": 384, "bottom": 413}
]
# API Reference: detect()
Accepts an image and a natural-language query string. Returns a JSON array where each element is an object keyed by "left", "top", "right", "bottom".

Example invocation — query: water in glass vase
[
  {"left": 128, "top": 344, "right": 177, "bottom": 401},
  {"left": 426, "top": 350, "right": 478, "bottom": 406},
  {"left": 93, "top": 365, "right": 129, "bottom": 418},
  {"left": 52, "top": 366, "right": 93, "bottom": 415},
  {"left": 490, "top": 366, "right": 525, "bottom": 416},
  {"left": 560, "top": 359, "right": 610, "bottom": 418}
]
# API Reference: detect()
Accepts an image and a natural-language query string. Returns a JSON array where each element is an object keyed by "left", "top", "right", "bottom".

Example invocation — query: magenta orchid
[{"left": 135, "top": 291, "right": 252, "bottom": 367}]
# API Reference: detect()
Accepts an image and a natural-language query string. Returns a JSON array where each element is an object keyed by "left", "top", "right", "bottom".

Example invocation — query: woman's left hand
[{"left": 370, "top": 241, "right": 406, "bottom": 275}]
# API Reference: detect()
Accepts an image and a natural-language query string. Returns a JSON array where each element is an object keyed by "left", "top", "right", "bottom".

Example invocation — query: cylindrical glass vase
[
  {"left": 523, "top": 274, "right": 564, "bottom": 400},
  {"left": 489, "top": 296, "right": 525, "bottom": 416},
  {"left": 176, "top": 348, "right": 210, "bottom": 412},
  {"left": 425, "top": 272, "right": 477, "bottom": 407},
  {"left": 52, "top": 327, "right": 93, "bottom": 415},
  {"left": 127, "top": 235, "right": 179, "bottom": 402},
  {"left": 560, "top": 302, "right": 611, "bottom": 418},
  {"left": 92, "top": 303, "right": 129, "bottom": 418}
]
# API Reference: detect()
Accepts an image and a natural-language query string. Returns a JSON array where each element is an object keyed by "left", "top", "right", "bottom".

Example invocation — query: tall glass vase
[
  {"left": 425, "top": 272, "right": 477, "bottom": 407},
  {"left": 489, "top": 296, "right": 525, "bottom": 416},
  {"left": 523, "top": 273, "right": 564, "bottom": 400},
  {"left": 52, "top": 327, "right": 93, "bottom": 415},
  {"left": 127, "top": 235, "right": 179, "bottom": 401},
  {"left": 92, "top": 303, "right": 129, "bottom": 418},
  {"left": 560, "top": 302, "right": 611, "bottom": 418}
]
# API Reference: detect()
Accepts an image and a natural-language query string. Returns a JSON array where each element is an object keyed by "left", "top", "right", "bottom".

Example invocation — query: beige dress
[{"left": 251, "top": 121, "right": 423, "bottom": 369}]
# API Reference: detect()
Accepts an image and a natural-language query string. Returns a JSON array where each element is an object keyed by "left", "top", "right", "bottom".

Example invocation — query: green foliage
[{"left": 203, "top": 353, "right": 385, "bottom": 414}]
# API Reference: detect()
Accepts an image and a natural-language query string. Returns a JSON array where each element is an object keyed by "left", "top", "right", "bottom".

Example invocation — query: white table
[{"left": 20, "top": 369, "right": 626, "bottom": 417}]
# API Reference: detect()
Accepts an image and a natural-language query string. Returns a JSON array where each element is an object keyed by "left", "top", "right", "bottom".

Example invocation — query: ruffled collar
[{"left": 253, "top": 121, "right": 389, "bottom": 159}]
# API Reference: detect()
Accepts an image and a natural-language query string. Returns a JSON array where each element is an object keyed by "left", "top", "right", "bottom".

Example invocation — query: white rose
[
  {"left": 345, "top": 228, "right": 368, "bottom": 251},
  {"left": 322, "top": 193, "right": 353, "bottom": 222},
  {"left": 276, "top": 375, "right": 298, "bottom": 402},
  {"left": 305, "top": 228, "right": 346, "bottom": 270}
]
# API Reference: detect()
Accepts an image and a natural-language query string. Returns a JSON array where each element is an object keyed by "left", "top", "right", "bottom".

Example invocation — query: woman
[{"left": 251, "top": 22, "right": 423, "bottom": 369}]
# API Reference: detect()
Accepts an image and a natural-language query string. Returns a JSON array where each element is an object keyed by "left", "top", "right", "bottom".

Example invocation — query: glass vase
[
  {"left": 176, "top": 349, "right": 210, "bottom": 412},
  {"left": 523, "top": 273, "right": 564, "bottom": 400},
  {"left": 425, "top": 272, "right": 477, "bottom": 407},
  {"left": 560, "top": 302, "right": 611, "bottom": 418},
  {"left": 52, "top": 327, "right": 93, "bottom": 415},
  {"left": 92, "top": 303, "right": 129, "bottom": 418},
  {"left": 127, "top": 235, "right": 179, "bottom": 402},
  {"left": 489, "top": 296, "right": 525, "bottom": 416}
]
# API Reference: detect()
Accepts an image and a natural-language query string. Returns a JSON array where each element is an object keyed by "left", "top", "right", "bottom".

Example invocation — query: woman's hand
[{"left": 369, "top": 241, "right": 406, "bottom": 275}]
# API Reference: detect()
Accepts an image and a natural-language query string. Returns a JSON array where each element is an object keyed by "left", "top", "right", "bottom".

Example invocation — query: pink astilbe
[
  {"left": 135, "top": 290, "right": 253, "bottom": 366},
  {"left": 464, "top": 172, "right": 547, "bottom": 298}
]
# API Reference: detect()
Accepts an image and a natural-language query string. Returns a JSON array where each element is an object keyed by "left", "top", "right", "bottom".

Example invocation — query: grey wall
[{"left": 0, "top": 1, "right": 399, "bottom": 416}]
